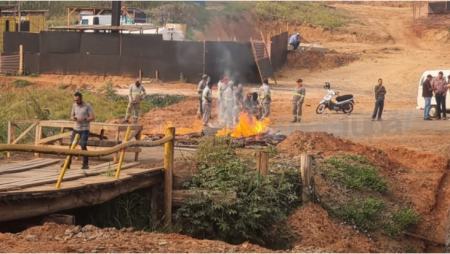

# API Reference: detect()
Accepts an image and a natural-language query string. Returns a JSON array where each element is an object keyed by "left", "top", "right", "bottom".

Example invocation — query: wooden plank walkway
[{"left": 0, "top": 158, "right": 164, "bottom": 222}]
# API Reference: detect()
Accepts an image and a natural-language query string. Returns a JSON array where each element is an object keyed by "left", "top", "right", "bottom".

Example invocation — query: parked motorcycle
[{"left": 316, "top": 82, "right": 355, "bottom": 114}]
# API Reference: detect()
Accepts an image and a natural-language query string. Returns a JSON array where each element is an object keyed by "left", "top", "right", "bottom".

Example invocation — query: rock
[
  {"left": 64, "top": 229, "right": 72, "bottom": 235},
  {"left": 82, "top": 225, "right": 96, "bottom": 232},
  {"left": 76, "top": 248, "right": 84, "bottom": 253},
  {"left": 158, "top": 241, "right": 169, "bottom": 246},
  {"left": 75, "top": 232, "right": 84, "bottom": 238},
  {"left": 71, "top": 226, "right": 82, "bottom": 234},
  {"left": 25, "top": 234, "right": 38, "bottom": 242}
]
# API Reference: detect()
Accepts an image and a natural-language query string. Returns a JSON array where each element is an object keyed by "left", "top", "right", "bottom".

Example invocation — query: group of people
[
  {"left": 422, "top": 71, "right": 450, "bottom": 120},
  {"left": 197, "top": 75, "right": 274, "bottom": 127}
]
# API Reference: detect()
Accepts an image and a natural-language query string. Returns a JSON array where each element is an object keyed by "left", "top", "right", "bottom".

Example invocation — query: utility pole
[{"left": 17, "top": 1, "right": 21, "bottom": 32}]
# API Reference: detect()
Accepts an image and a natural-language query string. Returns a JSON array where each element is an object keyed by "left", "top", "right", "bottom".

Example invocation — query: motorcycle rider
[{"left": 292, "top": 78, "right": 305, "bottom": 123}]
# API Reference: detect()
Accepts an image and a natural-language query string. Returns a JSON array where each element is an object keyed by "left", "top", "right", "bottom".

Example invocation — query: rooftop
[{"left": 48, "top": 24, "right": 158, "bottom": 32}]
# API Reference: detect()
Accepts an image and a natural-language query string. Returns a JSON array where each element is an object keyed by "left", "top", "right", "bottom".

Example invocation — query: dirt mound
[
  {"left": 288, "top": 203, "right": 425, "bottom": 253},
  {"left": 341, "top": 1, "right": 413, "bottom": 8},
  {"left": 278, "top": 131, "right": 448, "bottom": 247},
  {"left": 0, "top": 222, "right": 331, "bottom": 253},
  {"left": 288, "top": 203, "right": 380, "bottom": 252},
  {"left": 284, "top": 50, "right": 359, "bottom": 72}
]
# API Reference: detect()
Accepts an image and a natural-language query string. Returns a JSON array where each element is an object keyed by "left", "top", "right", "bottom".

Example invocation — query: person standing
[
  {"left": 289, "top": 32, "right": 301, "bottom": 50},
  {"left": 233, "top": 83, "right": 244, "bottom": 124},
  {"left": 292, "top": 79, "right": 306, "bottom": 123},
  {"left": 202, "top": 81, "right": 213, "bottom": 126},
  {"left": 222, "top": 80, "right": 235, "bottom": 126},
  {"left": 372, "top": 78, "right": 386, "bottom": 121},
  {"left": 124, "top": 79, "right": 146, "bottom": 124},
  {"left": 259, "top": 78, "right": 271, "bottom": 119},
  {"left": 432, "top": 71, "right": 448, "bottom": 120},
  {"left": 422, "top": 74, "right": 434, "bottom": 120},
  {"left": 217, "top": 76, "right": 228, "bottom": 124},
  {"left": 197, "top": 74, "right": 209, "bottom": 117},
  {"left": 68, "top": 91, "right": 95, "bottom": 170}
]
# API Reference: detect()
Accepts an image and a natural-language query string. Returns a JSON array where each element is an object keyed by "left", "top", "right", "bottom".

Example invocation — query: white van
[{"left": 417, "top": 70, "right": 450, "bottom": 117}]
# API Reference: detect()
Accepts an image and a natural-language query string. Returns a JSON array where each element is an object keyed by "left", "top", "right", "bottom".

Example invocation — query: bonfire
[{"left": 216, "top": 112, "right": 270, "bottom": 138}]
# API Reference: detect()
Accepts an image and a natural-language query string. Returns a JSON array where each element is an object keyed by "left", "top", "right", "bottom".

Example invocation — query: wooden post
[
  {"left": 34, "top": 123, "right": 41, "bottom": 157},
  {"left": 56, "top": 134, "right": 80, "bottom": 188},
  {"left": 139, "top": 70, "right": 142, "bottom": 80},
  {"left": 113, "top": 129, "right": 120, "bottom": 163},
  {"left": 115, "top": 126, "right": 131, "bottom": 179},
  {"left": 156, "top": 70, "right": 159, "bottom": 81},
  {"left": 6, "top": 121, "right": 12, "bottom": 158},
  {"left": 151, "top": 184, "right": 159, "bottom": 222},
  {"left": 164, "top": 127, "right": 175, "bottom": 226},
  {"left": 202, "top": 40, "right": 206, "bottom": 74},
  {"left": 67, "top": 8, "right": 70, "bottom": 26},
  {"left": 119, "top": 33, "right": 123, "bottom": 55},
  {"left": 134, "top": 127, "right": 142, "bottom": 161},
  {"left": 256, "top": 151, "right": 269, "bottom": 176},
  {"left": 300, "top": 154, "right": 312, "bottom": 202},
  {"left": 18, "top": 45, "right": 23, "bottom": 75}
]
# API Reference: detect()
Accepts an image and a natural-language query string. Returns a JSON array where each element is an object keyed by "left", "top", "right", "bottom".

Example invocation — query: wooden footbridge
[{"left": 0, "top": 121, "right": 177, "bottom": 225}]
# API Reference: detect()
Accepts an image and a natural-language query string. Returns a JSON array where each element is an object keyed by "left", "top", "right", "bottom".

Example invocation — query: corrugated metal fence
[{"left": 0, "top": 54, "right": 20, "bottom": 74}]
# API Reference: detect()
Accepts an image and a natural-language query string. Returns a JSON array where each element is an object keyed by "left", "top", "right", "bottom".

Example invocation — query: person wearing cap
[
  {"left": 218, "top": 76, "right": 228, "bottom": 124},
  {"left": 289, "top": 32, "right": 301, "bottom": 50},
  {"left": 197, "top": 74, "right": 209, "bottom": 117},
  {"left": 202, "top": 81, "right": 213, "bottom": 126},
  {"left": 258, "top": 78, "right": 271, "bottom": 119},
  {"left": 292, "top": 79, "right": 305, "bottom": 123},
  {"left": 431, "top": 71, "right": 448, "bottom": 120},
  {"left": 372, "top": 78, "right": 386, "bottom": 121},
  {"left": 124, "top": 78, "right": 146, "bottom": 124},
  {"left": 422, "top": 74, "right": 434, "bottom": 120}
]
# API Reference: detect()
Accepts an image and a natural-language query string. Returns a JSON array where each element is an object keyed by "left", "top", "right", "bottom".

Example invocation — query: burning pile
[{"left": 216, "top": 113, "right": 270, "bottom": 138}]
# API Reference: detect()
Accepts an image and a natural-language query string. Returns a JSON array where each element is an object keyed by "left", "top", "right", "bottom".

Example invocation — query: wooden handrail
[{"left": 0, "top": 135, "right": 174, "bottom": 157}]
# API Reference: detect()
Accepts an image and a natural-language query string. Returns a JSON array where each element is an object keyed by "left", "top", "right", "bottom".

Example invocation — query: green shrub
[
  {"left": 175, "top": 136, "right": 302, "bottom": 249},
  {"left": 337, "top": 198, "right": 385, "bottom": 231},
  {"left": 386, "top": 208, "right": 420, "bottom": 238},
  {"left": 13, "top": 79, "right": 36, "bottom": 88},
  {"left": 324, "top": 155, "right": 388, "bottom": 194}
]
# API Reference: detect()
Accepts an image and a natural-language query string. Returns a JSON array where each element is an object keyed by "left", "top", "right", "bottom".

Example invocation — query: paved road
[{"left": 273, "top": 107, "right": 448, "bottom": 142}]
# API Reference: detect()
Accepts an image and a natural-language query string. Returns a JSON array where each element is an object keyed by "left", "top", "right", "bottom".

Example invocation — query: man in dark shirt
[
  {"left": 422, "top": 74, "right": 433, "bottom": 120},
  {"left": 372, "top": 78, "right": 386, "bottom": 121},
  {"left": 431, "top": 71, "right": 448, "bottom": 120}
]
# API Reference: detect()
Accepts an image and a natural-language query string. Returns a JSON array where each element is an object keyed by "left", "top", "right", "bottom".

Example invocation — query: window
[{"left": 81, "top": 19, "right": 89, "bottom": 25}]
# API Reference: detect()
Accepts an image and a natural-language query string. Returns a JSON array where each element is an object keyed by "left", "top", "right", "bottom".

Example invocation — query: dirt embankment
[
  {"left": 278, "top": 131, "right": 449, "bottom": 251},
  {"left": 0, "top": 223, "right": 330, "bottom": 253}
]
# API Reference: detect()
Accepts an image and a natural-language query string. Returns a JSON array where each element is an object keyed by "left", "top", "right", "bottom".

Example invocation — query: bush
[
  {"left": 175, "top": 136, "right": 302, "bottom": 249},
  {"left": 324, "top": 155, "right": 389, "bottom": 194}
]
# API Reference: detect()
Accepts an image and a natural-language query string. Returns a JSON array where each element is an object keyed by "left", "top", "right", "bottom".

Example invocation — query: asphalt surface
[{"left": 273, "top": 107, "right": 448, "bottom": 142}]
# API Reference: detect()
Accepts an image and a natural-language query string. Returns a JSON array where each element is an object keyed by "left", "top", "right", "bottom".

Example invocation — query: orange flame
[
  {"left": 216, "top": 112, "right": 270, "bottom": 137},
  {"left": 149, "top": 120, "right": 204, "bottom": 135}
]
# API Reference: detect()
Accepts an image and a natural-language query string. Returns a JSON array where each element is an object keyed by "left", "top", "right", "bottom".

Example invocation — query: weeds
[
  {"left": 252, "top": 2, "right": 350, "bottom": 28},
  {"left": 337, "top": 198, "right": 385, "bottom": 231},
  {"left": 324, "top": 155, "right": 388, "bottom": 194},
  {"left": 105, "top": 162, "right": 114, "bottom": 177},
  {"left": 386, "top": 208, "right": 420, "bottom": 238},
  {"left": 267, "top": 144, "right": 278, "bottom": 156},
  {"left": 13, "top": 79, "right": 36, "bottom": 88},
  {"left": 85, "top": 192, "right": 173, "bottom": 232},
  {"left": 29, "top": 73, "right": 40, "bottom": 78}
]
